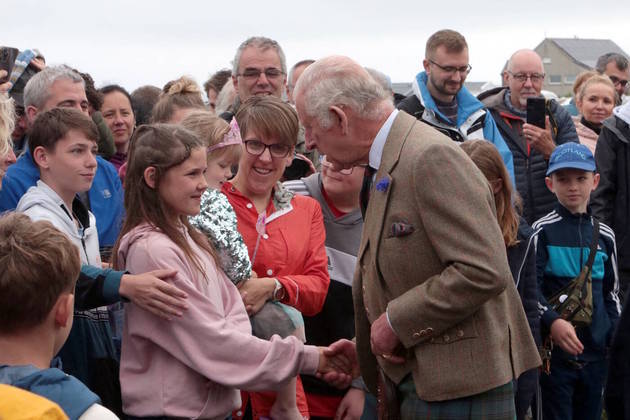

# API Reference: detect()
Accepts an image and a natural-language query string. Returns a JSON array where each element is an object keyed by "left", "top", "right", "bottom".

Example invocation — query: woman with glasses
[
  {"left": 572, "top": 74, "right": 616, "bottom": 154},
  {"left": 223, "top": 96, "right": 329, "bottom": 420}
]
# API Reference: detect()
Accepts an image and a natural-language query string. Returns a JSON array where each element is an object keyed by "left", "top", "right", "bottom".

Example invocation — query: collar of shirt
[{"left": 368, "top": 109, "right": 399, "bottom": 171}]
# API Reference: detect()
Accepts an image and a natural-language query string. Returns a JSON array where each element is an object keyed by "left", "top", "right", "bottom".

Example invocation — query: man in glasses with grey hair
[{"left": 479, "top": 49, "right": 578, "bottom": 225}]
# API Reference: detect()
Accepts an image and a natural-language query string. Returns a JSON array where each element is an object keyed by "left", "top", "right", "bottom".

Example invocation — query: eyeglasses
[
  {"left": 319, "top": 155, "right": 358, "bottom": 175},
  {"left": 608, "top": 75, "right": 629, "bottom": 89},
  {"left": 508, "top": 71, "right": 545, "bottom": 84},
  {"left": 428, "top": 60, "right": 472, "bottom": 75},
  {"left": 237, "top": 68, "right": 285, "bottom": 80},
  {"left": 243, "top": 140, "right": 291, "bottom": 158}
]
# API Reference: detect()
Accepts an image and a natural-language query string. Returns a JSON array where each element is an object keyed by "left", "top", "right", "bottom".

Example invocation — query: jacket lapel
[{"left": 358, "top": 112, "right": 416, "bottom": 263}]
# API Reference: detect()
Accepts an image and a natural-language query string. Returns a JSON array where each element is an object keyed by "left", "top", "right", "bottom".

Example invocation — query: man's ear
[
  {"left": 32, "top": 146, "right": 50, "bottom": 169},
  {"left": 329, "top": 105, "right": 348, "bottom": 134},
  {"left": 502, "top": 71, "right": 509, "bottom": 86},
  {"left": 53, "top": 293, "right": 74, "bottom": 328},
  {"left": 422, "top": 58, "right": 431, "bottom": 74},
  {"left": 143, "top": 166, "right": 157, "bottom": 189},
  {"left": 545, "top": 176, "right": 554, "bottom": 193},
  {"left": 25, "top": 106, "right": 38, "bottom": 124}
]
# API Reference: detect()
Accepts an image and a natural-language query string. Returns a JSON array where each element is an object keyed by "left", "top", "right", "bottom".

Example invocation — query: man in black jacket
[{"left": 479, "top": 49, "right": 578, "bottom": 225}]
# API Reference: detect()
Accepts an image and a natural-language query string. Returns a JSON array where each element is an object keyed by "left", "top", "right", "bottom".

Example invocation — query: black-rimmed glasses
[
  {"left": 243, "top": 140, "right": 291, "bottom": 158},
  {"left": 428, "top": 60, "right": 472, "bottom": 75},
  {"left": 609, "top": 75, "right": 629, "bottom": 89}
]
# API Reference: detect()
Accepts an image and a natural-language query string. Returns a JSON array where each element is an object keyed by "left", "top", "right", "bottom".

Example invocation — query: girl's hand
[{"left": 119, "top": 269, "right": 188, "bottom": 320}]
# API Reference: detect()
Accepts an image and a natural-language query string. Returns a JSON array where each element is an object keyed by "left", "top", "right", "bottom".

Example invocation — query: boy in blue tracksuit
[{"left": 533, "top": 143, "right": 621, "bottom": 420}]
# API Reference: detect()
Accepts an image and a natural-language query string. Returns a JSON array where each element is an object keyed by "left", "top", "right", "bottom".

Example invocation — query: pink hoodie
[{"left": 116, "top": 223, "right": 320, "bottom": 419}]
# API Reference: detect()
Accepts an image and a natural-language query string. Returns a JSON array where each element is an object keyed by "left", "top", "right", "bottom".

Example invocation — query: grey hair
[
  {"left": 288, "top": 59, "right": 315, "bottom": 87},
  {"left": 0, "top": 93, "right": 15, "bottom": 158},
  {"left": 294, "top": 56, "right": 392, "bottom": 129},
  {"left": 232, "top": 36, "right": 287, "bottom": 75},
  {"left": 23, "top": 65, "right": 84, "bottom": 109},
  {"left": 365, "top": 67, "right": 393, "bottom": 93},
  {"left": 215, "top": 79, "right": 238, "bottom": 115},
  {"left": 596, "top": 52, "right": 629, "bottom": 73}
]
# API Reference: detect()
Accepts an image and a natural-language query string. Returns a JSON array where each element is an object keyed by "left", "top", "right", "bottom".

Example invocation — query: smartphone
[
  {"left": 526, "top": 97, "right": 546, "bottom": 129},
  {"left": 0, "top": 47, "right": 19, "bottom": 84}
]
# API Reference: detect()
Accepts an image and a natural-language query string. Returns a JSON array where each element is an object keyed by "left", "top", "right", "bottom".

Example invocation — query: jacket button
[
  {"left": 443, "top": 334, "right": 450, "bottom": 342},
  {"left": 457, "top": 329, "right": 464, "bottom": 337},
  {"left": 413, "top": 332, "right": 421, "bottom": 338},
  {"left": 426, "top": 328, "right": 433, "bottom": 335}
]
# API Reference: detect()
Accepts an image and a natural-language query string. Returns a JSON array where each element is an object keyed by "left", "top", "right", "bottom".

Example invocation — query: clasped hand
[{"left": 316, "top": 339, "right": 361, "bottom": 389}]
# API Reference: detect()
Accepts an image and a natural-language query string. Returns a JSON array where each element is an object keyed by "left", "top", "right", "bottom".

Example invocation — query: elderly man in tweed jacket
[{"left": 294, "top": 55, "right": 541, "bottom": 419}]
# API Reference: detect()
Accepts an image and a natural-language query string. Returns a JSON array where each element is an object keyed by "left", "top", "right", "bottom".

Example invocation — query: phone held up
[
  {"left": 0, "top": 47, "right": 19, "bottom": 84},
  {"left": 526, "top": 97, "right": 546, "bottom": 129}
]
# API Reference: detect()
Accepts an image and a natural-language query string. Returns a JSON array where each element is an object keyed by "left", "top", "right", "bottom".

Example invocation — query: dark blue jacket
[
  {"left": 0, "top": 149, "right": 124, "bottom": 247},
  {"left": 533, "top": 205, "right": 621, "bottom": 360},
  {"left": 479, "top": 87, "right": 579, "bottom": 225},
  {"left": 0, "top": 364, "right": 99, "bottom": 420}
]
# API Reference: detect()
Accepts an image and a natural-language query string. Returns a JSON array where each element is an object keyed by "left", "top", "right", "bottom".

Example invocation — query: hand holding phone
[
  {"left": 0, "top": 47, "right": 19, "bottom": 85},
  {"left": 526, "top": 97, "right": 546, "bottom": 129}
]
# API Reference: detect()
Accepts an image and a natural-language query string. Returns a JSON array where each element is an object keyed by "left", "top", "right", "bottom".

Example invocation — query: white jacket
[{"left": 16, "top": 180, "right": 101, "bottom": 266}]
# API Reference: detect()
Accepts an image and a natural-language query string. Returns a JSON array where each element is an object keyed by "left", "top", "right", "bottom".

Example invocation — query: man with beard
[
  {"left": 479, "top": 49, "right": 578, "bottom": 224},
  {"left": 397, "top": 29, "right": 514, "bottom": 180}
]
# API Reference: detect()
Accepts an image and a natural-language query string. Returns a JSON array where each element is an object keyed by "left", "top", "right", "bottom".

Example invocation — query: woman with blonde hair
[
  {"left": 573, "top": 74, "right": 616, "bottom": 154},
  {"left": 0, "top": 93, "right": 17, "bottom": 186},
  {"left": 151, "top": 76, "right": 206, "bottom": 123},
  {"left": 460, "top": 140, "right": 541, "bottom": 420}
]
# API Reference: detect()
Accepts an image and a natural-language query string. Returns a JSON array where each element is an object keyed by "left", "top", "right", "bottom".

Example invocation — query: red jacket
[{"left": 223, "top": 182, "right": 329, "bottom": 316}]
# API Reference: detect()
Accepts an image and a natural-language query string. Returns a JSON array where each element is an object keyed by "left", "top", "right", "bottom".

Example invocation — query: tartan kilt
[{"left": 398, "top": 377, "right": 516, "bottom": 420}]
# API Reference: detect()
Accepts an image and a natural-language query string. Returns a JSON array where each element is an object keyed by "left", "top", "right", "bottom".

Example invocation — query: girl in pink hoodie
[{"left": 112, "top": 124, "right": 333, "bottom": 420}]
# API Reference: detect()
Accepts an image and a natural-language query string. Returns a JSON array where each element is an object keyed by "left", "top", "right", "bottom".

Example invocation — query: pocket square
[{"left": 390, "top": 222, "right": 414, "bottom": 237}]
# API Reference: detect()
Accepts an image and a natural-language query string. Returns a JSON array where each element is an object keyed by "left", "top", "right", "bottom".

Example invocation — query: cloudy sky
[{"left": 4, "top": 0, "right": 630, "bottom": 94}]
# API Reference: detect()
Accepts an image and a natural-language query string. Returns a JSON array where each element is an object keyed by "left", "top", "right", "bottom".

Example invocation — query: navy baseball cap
[{"left": 546, "top": 143, "right": 596, "bottom": 176}]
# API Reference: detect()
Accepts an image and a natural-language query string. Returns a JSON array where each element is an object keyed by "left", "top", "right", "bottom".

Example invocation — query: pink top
[
  {"left": 116, "top": 223, "right": 320, "bottom": 419},
  {"left": 573, "top": 117, "right": 599, "bottom": 155}
]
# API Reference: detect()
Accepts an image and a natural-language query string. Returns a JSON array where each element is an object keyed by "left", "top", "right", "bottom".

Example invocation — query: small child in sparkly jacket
[{"left": 185, "top": 112, "right": 305, "bottom": 419}]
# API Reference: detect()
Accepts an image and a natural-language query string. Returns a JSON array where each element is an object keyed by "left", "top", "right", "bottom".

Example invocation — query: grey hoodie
[{"left": 16, "top": 180, "right": 101, "bottom": 266}]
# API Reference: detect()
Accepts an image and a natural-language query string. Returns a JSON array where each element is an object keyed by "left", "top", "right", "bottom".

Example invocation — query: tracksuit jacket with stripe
[{"left": 533, "top": 204, "right": 621, "bottom": 361}]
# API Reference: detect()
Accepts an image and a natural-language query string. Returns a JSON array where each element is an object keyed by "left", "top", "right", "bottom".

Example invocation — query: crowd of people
[{"left": 0, "top": 30, "right": 629, "bottom": 420}]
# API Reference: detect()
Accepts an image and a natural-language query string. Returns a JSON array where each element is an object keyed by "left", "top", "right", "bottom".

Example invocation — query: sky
[{"left": 4, "top": 0, "right": 630, "bottom": 94}]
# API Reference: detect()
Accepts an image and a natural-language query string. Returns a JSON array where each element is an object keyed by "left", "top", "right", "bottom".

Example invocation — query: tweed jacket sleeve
[{"left": 384, "top": 138, "right": 511, "bottom": 349}]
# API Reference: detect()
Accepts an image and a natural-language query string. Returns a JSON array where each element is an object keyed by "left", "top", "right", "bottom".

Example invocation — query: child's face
[
  {"left": 205, "top": 154, "right": 233, "bottom": 190},
  {"left": 545, "top": 169, "right": 600, "bottom": 214},
  {"left": 36, "top": 129, "right": 98, "bottom": 199},
  {"left": 158, "top": 147, "right": 208, "bottom": 220}
]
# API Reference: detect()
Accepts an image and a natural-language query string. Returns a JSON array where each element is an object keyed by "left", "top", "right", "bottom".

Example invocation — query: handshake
[{"left": 315, "top": 339, "right": 360, "bottom": 388}]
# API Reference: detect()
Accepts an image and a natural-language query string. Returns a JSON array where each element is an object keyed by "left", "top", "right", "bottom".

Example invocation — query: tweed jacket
[{"left": 353, "top": 111, "right": 541, "bottom": 401}]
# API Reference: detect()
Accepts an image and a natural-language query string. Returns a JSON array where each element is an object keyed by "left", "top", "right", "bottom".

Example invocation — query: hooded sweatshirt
[
  {"left": 0, "top": 364, "right": 116, "bottom": 420},
  {"left": 16, "top": 180, "right": 100, "bottom": 266},
  {"left": 116, "top": 223, "right": 320, "bottom": 419},
  {"left": 15, "top": 180, "right": 118, "bottom": 410},
  {"left": 396, "top": 71, "right": 515, "bottom": 183}
]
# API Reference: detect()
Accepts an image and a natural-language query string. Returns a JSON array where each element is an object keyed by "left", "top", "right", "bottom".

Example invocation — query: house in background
[{"left": 534, "top": 38, "right": 629, "bottom": 97}]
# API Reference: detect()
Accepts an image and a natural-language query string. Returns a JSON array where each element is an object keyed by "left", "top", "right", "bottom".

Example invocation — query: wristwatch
[{"left": 272, "top": 278, "right": 285, "bottom": 302}]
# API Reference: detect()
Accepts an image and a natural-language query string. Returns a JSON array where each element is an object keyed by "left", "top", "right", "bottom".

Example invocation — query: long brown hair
[
  {"left": 460, "top": 140, "right": 521, "bottom": 247},
  {"left": 112, "top": 124, "right": 216, "bottom": 274}
]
